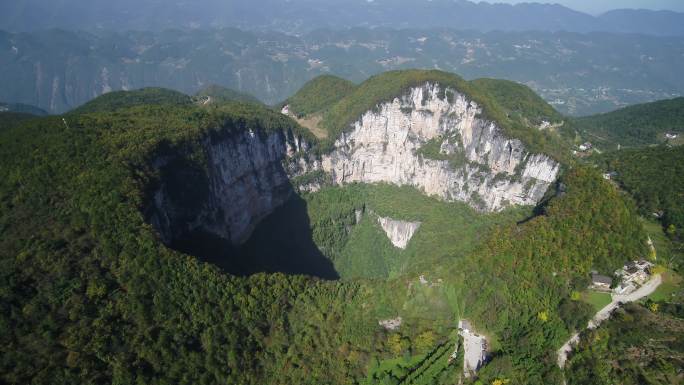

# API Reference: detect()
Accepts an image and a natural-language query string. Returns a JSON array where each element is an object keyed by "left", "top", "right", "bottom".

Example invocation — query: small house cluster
[
  {"left": 602, "top": 171, "right": 618, "bottom": 180},
  {"left": 590, "top": 273, "right": 612, "bottom": 291},
  {"left": 613, "top": 259, "right": 653, "bottom": 295},
  {"left": 413, "top": 274, "right": 443, "bottom": 288},
  {"left": 590, "top": 259, "right": 654, "bottom": 295},
  {"left": 378, "top": 316, "right": 403, "bottom": 331},
  {"left": 573, "top": 142, "right": 593, "bottom": 157},
  {"left": 578, "top": 142, "right": 593, "bottom": 152}
]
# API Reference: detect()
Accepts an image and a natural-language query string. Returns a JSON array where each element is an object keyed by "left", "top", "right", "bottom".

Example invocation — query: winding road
[{"left": 557, "top": 274, "right": 662, "bottom": 368}]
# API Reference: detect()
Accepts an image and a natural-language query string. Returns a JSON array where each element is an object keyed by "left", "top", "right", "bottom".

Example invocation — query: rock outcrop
[
  {"left": 146, "top": 82, "right": 561, "bottom": 254},
  {"left": 148, "top": 127, "right": 311, "bottom": 245},
  {"left": 377, "top": 216, "right": 421, "bottom": 249},
  {"left": 321, "top": 83, "right": 560, "bottom": 211}
]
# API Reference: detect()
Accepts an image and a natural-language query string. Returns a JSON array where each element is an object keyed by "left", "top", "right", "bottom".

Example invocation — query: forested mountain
[
  {"left": 0, "top": 71, "right": 657, "bottom": 384},
  {"left": 2, "top": 0, "right": 684, "bottom": 36},
  {"left": 594, "top": 145, "right": 684, "bottom": 242},
  {"left": 70, "top": 88, "right": 193, "bottom": 114},
  {"left": 576, "top": 97, "right": 684, "bottom": 150},
  {"left": 566, "top": 302, "right": 684, "bottom": 385},
  {"left": 283, "top": 75, "right": 356, "bottom": 117},
  {"left": 1, "top": 28, "right": 682, "bottom": 115},
  {"left": 0, "top": 102, "right": 47, "bottom": 129},
  {"left": 0, "top": 102, "right": 47, "bottom": 116},
  {"left": 195, "top": 84, "right": 262, "bottom": 105}
]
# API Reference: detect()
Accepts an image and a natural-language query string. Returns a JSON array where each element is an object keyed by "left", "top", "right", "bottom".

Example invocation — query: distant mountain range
[
  {"left": 0, "top": 102, "right": 47, "bottom": 116},
  {"left": 1, "top": 0, "right": 684, "bottom": 36},
  {"left": 1, "top": 28, "right": 681, "bottom": 115}
]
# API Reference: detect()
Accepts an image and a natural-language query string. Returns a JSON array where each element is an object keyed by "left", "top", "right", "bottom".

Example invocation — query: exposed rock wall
[
  {"left": 146, "top": 82, "right": 560, "bottom": 252},
  {"left": 321, "top": 83, "right": 560, "bottom": 211},
  {"left": 377, "top": 216, "right": 421, "bottom": 249},
  {"left": 148, "top": 127, "right": 311, "bottom": 245}
]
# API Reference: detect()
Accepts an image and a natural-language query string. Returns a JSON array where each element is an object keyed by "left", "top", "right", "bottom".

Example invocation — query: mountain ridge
[
  {"left": 2, "top": 27, "right": 681, "bottom": 116},
  {"left": 1, "top": 0, "right": 683, "bottom": 36},
  {"left": 575, "top": 97, "right": 684, "bottom": 149}
]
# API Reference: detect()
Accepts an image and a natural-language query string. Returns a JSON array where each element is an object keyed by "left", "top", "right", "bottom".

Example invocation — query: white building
[
  {"left": 615, "top": 259, "right": 653, "bottom": 286},
  {"left": 614, "top": 282, "right": 636, "bottom": 295},
  {"left": 591, "top": 273, "right": 612, "bottom": 290},
  {"left": 602, "top": 171, "right": 617, "bottom": 180}
]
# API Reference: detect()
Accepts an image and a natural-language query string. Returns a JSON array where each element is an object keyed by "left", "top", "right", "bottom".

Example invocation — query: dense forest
[
  {"left": 195, "top": 84, "right": 263, "bottom": 105},
  {"left": 0, "top": 75, "right": 657, "bottom": 385},
  {"left": 0, "top": 102, "right": 48, "bottom": 116},
  {"left": 70, "top": 87, "right": 194, "bottom": 114},
  {"left": 594, "top": 145, "right": 684, "bottom": 243},
  {"left": 575, "top": 97, "right": 684, "bottom": 150},
  {"left": 566, "top": 302, "right": 684, "bottom": 384}
]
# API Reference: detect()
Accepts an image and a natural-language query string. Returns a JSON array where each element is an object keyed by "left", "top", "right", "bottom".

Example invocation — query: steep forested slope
[
  {"left": 576, "top": 97, "right": 684, "bottom": 150},
  {"left": 0, "top": 102, "right": 393, "bottom": 384},
  {"left": 594, "top": 145, "right": 684, "bottom": 239},
  {"left": 566, "top": 303, "right": 684, "bottom": 385}
]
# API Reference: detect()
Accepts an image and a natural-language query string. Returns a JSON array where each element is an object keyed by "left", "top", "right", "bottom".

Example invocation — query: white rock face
[
  {"left": 377, "top": 216, "right": 421, "bottom": 249},
  {"left": 147, "top": 82, "right": 561, "bottom": 250},
  {"left": 321, "top": 83, "right": 560, "bottom": 211}
]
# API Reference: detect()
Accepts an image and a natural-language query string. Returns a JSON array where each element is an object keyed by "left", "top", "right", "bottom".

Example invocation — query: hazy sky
[{"left": 488, "top": 0, "right": 684, "bottom": 15}]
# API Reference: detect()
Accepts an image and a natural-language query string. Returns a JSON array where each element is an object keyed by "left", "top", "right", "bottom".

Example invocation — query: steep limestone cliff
[
  {"left": 148, "top": 127, "right": 311, "bottom": 246},
  {"left": 377, "top": 216, "right": 421, "bottom": 249},
  {"left": 147, "top": 81, "right": 561, "bottom": 257},
  {"left": 321, "top": 83, "right": 560, "bottom": 211}
]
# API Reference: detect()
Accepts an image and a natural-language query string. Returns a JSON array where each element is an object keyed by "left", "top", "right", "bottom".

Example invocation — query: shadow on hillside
[
  {"left": 170, "top": 194, "right": 340, "bottom": 280},
  {"left": 516, "top": 181, "right": 562, "bottom": 225}
]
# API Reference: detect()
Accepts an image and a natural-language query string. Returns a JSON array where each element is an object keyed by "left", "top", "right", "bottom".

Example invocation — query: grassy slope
[
  {"left": 284, "top": 75, "right": 356, "bottom": 117},
  {"left": 648, "top": 269, "right": 682, "bottom": 302},
  {"left": 469, "top": 78, "right": 563, "bottom": 126},
  {"left": 582, "top": 291, "right": 612, "bottom": 312},
  {"left": 642, "top": 219, "right": 683, "bottom": 303},
  {"left": 575, "top": 97, "right": 684, "bottom": 150},
  {"left": 303, "top": 182, "right": 531, "bottom": 279}
]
